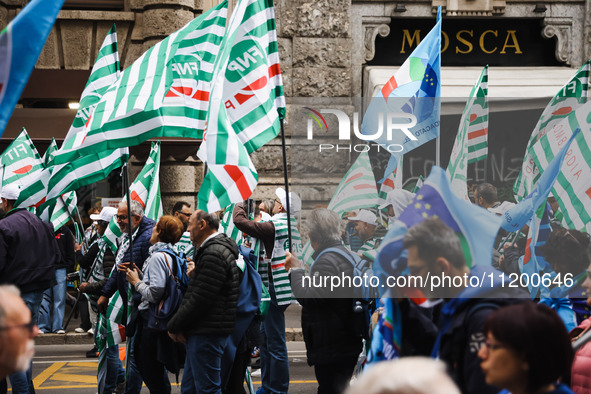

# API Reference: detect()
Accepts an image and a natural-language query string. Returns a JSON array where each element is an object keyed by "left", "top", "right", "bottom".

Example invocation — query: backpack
[
  {"left": 147, "top": 251, "right": 185, "bottom": 332},
  {"left": 160, "top": 248, "right": 190, "bottom": 294},
  {"left": 237, "top": 245, "right": 270, "bottom": 320},
  {"left": 314, "top": 247, "right": 376, "bottom": 340}
]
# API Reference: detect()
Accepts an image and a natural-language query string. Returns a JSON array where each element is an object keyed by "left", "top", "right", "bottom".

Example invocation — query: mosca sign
[{"left": 370, "top": 18, "right": 561, "bottom": 67}]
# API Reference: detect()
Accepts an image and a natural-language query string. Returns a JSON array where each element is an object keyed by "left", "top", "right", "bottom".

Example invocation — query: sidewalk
[{"left": 36, "top": 301, "right": 303, "bottom": 345}]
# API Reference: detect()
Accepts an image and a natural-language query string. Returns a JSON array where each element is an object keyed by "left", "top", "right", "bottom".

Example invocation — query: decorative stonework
[
  {"left": 363, "top": 17, "right": 391, "bottom": 63},
  {"left": 431, "top": 0, "right": 505, "bottom": 16},
  {"left": 542, "top": 17, "right": 573, "bottom": 65}
]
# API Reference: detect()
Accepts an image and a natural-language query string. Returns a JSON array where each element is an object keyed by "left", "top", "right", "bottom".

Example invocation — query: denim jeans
[
  {"left": 38, "top": 268, "right": 67, "bottom": 333},
  {"left": 8, "top": 290, "right": 44, "bottom": 394},
  {"left": 105, "top": 345, "right": 126, "bottom": 393},
  {"left": 259, "top": 289, "right": 289, "bottom": 394},
  {"left": 124, "top": 332, "right": 143, "bottom": 394},
  {"left": 181, "top": 334, "right": 229, "bottom": 394}
]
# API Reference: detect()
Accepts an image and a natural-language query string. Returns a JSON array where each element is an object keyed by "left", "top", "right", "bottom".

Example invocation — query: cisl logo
[
  {"left": 165, "top": 54, "right": 207, "bottom": 102},
  {"left": 224, "top": 39, "right": 268, "bottom": 111}
]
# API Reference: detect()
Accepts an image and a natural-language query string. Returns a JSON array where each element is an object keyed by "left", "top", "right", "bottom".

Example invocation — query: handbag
[{"left": 147, "top": 252, "right": 184, "bottom": 331}]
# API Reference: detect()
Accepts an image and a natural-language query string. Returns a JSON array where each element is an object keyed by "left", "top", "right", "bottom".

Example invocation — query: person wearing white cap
[
  {"left": 232, "top": 187, "right": 303, "bottom": 394},
  {"left": 348, "top": 209, "right": 383, "bottom": 263},
  {"left": 0, "top": 183, "right": 61, "bottom": 393},
  {"left": 379, "top": 189, "right": 415, "bottom": 225}
]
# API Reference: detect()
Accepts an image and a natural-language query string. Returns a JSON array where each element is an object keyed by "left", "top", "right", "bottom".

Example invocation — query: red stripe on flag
[
  {"left": 468, "top": 128, "right": 488, "bottom": 139},
  {"left": 344, "top": 173, "right": 363, "bottom": 184},
  {"left": 383, "top": 178, "right": 395, "bottom": 189},
  {"left": 34, "top": 197, "right": 47, "bottom": 208},
  {"left": 223, "top": 165, "right": 253, "bottom": 200},
  {"left": 12, "top": 165, "right": 32, "bottom": 175},
  {"left": 354, "top": 184, "right": 377, "bottom": 190},
  {"left": 523, "top": 240, "right": 532, "bottom": 264},
  {"left": 381, "top": 77, "right": 398, "bottom": 99},
  {"left": 192, "top": 90, "right": 209, "bottom": 101},
  {"left": 586, "top": 187, "right": 591, "bottom": 200},
  {"left": 118, "top": 324, "right": 126, "bottom": 342},
  {"left": 130, "top": 191, "right": 146, "bottom": 209},
  {"left": 269, "top": 63, "right": 281, "bottom": 78}
]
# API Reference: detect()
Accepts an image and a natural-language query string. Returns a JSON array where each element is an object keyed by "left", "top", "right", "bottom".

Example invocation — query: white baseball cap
[
  {"left": 348, "top": 209, "right": 378, "bottom": 225},
  {"left": 0, "top": 184, "right": 21, "bottom": 200},
  {"left": 275, "top": 187, "right": 302, "bottom": 214},
  {"left": 90, "top": 206, "right": 117, "bottom": 222}
]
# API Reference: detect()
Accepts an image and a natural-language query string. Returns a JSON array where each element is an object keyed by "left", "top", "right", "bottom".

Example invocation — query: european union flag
[
  {"left": 375, "top": 166, "right": 502, "bottom": 286},
  {"left": 362, "top": 8, "right": 442, "bottom": 180}
]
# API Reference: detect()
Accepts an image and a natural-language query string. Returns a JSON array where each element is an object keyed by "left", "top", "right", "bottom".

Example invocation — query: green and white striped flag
[
  {"left": 103, "top": 141, "right": 163, "bottom": 252},
  {"left": 514, "top": 61, "right": 590, "bottom": 200},
  {"left": 0, "top": 128, "right": 44, "bottom": 198},
  {"left": 327, "top": 151, "right": 379, "bottom": 217},
  {"left": 221, "top": 203, "right": 244, "bottom": 244},
  {"left": 197, "top": 0, "right": 286, "bottom": 212},
  {"left": 37, "top": 191, "right": 77, "bottom": 231},
  {"left": 530, "top": 100, "right": 591, "bottom": 230},
  {"left": 378, "top": 162, "right": 400, "bottom": 208},
  {"left": 15, "top": 27, "right": 128, "bottom": 208},
  {"left": 51, "top": 2, "right": 228, "bottom": 166},
  {"left": 64, "top": 24, "right": 120, "bottom": 143},
  {"left": 42, "top": 138, "right": 58, "bottom": 167},
  {"left": 447, "top": 66, "right": 488, "bottom": 200},
  {"left": 173, "top": 232, "right": 194, "bottom": 258}
]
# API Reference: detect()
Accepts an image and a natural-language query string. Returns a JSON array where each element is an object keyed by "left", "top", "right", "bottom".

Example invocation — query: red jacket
[{"left": 571, "top": 318, "right": 591, "bottom": 394}]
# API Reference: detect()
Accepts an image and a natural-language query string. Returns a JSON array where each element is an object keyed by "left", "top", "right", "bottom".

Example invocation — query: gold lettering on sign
[
  {"left": 500, "top": 31, "right": 522, "bottom": 54},
  {"left": 401, "top": 30, "right": 421, "bottom": 54},
  {"left": 441, "top": 31, "right": 449, "bottom": 53},
  {"left": 456, "top": 30, "right": 474, "bottom": 54},
  {"left": 479, "top": 30, "right": 498, "bottom": 54}
]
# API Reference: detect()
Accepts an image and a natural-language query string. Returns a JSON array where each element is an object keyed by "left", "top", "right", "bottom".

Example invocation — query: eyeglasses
[
  {"left": 0, "top": 321, "right": 36, "bottom": 335},
  {"left": 176, "top": 211, "right": 191, "bottom": 218},
  {"left": 481, "top": 340, "right": 506, "bottom": 355},
  {"left": 274, "top": 199, "right": 282, "bottom": 205},
  {"left": 116, "top": 215, "right": 128, "bottom": 221}
]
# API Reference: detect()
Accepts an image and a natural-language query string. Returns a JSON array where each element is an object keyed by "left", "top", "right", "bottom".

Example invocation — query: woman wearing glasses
[{"left": 478, "top": 302, "right": 574, "bottom": 394}]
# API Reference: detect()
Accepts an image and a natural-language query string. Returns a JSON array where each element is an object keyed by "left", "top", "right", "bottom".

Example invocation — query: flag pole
[
  {"left": 123, "top": 160, "right": 134, "bottom": 266},
  {"left": 436, "top": 136, "right": 440, "bottom": 167},
  {"left": 280, "top": 120, "right": 292, "bottom": 251}
]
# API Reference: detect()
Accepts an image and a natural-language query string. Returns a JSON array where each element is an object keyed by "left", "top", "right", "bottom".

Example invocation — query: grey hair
[
  {"left": 195, "top": 210, "right": 220, "bottom": 230},
  {"left": 403, "top": 217, "right": 466, "bottom": 269},
  {"left": 476, "top": 183, "right": 498, "bottom": 204},
  {"left": 0, "top": 285, "right": 21, "bottom": 327},
  {"left": 346, "top": 357, "right": 460, "bottom": 394},
  {"left": 261, "top": 199, "right": 275, "bottom": 215},
  {"left": 307, "top": 208, "right": 342, "bottom": 246},
  {"left": 119, "top": 199, "right": 145, "bottom": 217}
]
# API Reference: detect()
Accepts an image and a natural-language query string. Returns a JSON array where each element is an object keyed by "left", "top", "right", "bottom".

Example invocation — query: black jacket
[
  {"left": 76, "top": 242, "right": 115, "bottom": 296},
  {"left": 55, "top": 226, "right": 75, "bottom": 271},
  {"left": 290, "top": 241, "right": 363, "bottom": 365},
  {"left": 168, "top": 233, "right": 240, "bottom": 336},
  {"left": 0, "top": 209, "right": 60, "bottom": 293}
]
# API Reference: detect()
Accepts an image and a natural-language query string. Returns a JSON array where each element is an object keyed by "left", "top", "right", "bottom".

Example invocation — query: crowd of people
[{"left": 0, "top": 180, "right": 591, "bottom": 394}]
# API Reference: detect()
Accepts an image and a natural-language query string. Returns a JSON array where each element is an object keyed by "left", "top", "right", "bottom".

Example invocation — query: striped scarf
[{"left": 261, "top": 213, "right": 303, "bottom": 306}]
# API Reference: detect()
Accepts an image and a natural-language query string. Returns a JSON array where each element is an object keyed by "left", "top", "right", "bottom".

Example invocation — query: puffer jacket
[
  {"left": 571, "top": 318, "right": 591, "bottom": 393},
  {"left": 167, "top": 233, "right": 240, "bottom": 336},
  {"left": 101, "top": 216, "right": 156, "bottom": 313}
]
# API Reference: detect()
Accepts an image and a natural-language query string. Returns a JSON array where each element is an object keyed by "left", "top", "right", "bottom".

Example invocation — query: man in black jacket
[
  {"left": 287, "top": 208, "right": 363, "bottom": 394},
  {"left": 168, "top": 210, "right": 240, "bottom": 394},
  {"left": 0, "top": 184, "right": 60, "bottom": 393}
]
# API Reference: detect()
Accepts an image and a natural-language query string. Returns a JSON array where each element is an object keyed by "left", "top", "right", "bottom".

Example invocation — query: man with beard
[
  {"left": 0, "top": 286, "right": 37, "bottom": 381},
  {"left": 172, "top": 201, "right": 194, "bottom": 258}
]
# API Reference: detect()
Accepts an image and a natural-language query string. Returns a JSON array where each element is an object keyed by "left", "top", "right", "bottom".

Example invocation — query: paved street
[{"left": 17, "top": 341, "right": 316, "bottom": 393}]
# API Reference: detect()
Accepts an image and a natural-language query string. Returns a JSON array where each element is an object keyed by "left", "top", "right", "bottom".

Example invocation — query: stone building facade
[{"left": 1, "top": 0, "right": 590, "bottom": 213}]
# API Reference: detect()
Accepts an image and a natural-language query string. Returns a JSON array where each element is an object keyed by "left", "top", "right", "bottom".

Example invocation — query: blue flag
[
  {"left": 500, "top": 128, "right": 580, "bottom": 233},
  {"left": 0, "top": 0, "right": 65, "bottom": 136},
  {"left": 362, "top": 8, "right": 442, "bottom": 180},
  {"left": 375, "top": 166, "right": 501, "bottom": 287}
]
